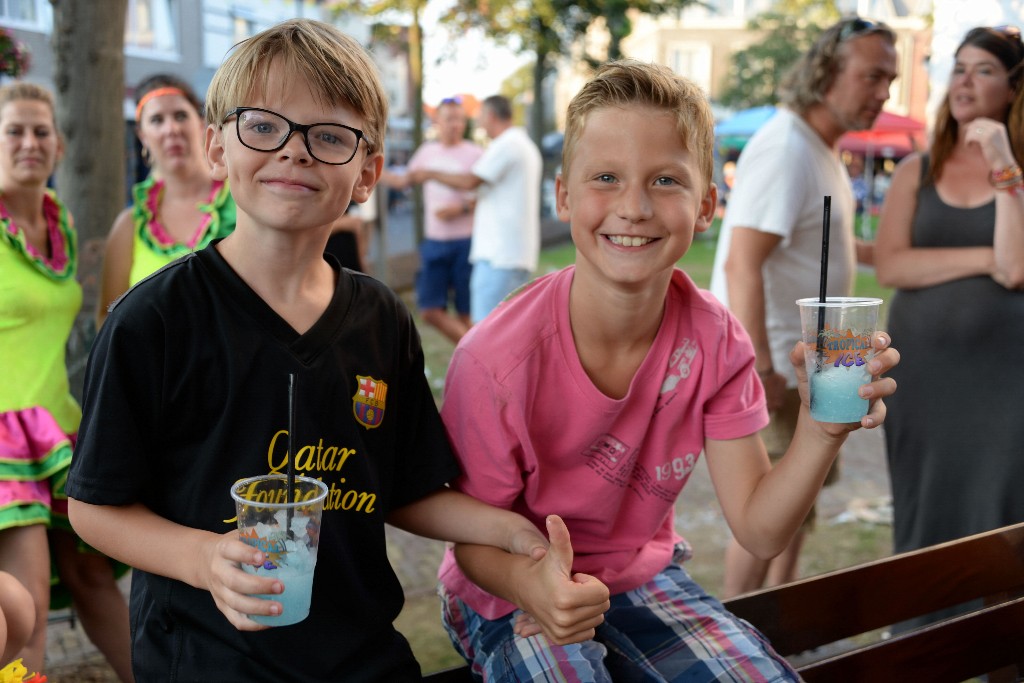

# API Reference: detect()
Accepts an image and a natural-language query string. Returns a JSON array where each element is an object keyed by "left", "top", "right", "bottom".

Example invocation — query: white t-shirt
[
  {"left": 470, "top": 126, "right": 542, "bottom": 271},
  {"left": 710, "top": 108, "right": 855, "bottom": 386}
]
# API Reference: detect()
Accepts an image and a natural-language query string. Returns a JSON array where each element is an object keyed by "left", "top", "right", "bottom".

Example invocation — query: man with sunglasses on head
[
  {"left": 710, "top": 16, "right": 898, "bottom": 599},
  {"left": 383, "top": 97, "right": 483, "bottom": 343},
  {"left": 410, "top": 95, "right": 542, "bottom": 324}
]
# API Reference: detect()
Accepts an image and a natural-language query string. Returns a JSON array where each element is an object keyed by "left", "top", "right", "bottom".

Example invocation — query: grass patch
[{"left": 395, "top": 594, "right": 466, "bottom": 673}]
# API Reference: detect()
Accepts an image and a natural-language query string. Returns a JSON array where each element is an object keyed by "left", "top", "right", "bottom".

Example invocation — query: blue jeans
[{"left": 469, "top": 260, "right": 531, "bottom": 323}]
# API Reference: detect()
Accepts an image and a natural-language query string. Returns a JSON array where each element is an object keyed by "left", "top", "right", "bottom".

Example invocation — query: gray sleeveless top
[{"left": 885, "top": 154, "right": 1024, "bottom": 555}]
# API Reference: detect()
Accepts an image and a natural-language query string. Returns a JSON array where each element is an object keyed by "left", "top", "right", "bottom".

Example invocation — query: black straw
[
  {"left": 817, "top": 196, "right": 832, "bottom": 362},
  {"left": 287, "top": 373, "right": 296, "bottom": 538}
]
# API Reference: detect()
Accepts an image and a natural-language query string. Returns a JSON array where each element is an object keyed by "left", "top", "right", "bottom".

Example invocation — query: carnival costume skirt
[{"left": 0, "top": 406, "right": 128, "bottom": 609}]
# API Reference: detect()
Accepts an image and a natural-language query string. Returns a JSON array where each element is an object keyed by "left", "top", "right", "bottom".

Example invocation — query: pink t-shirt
[
  {"left": 438, "top": 266, "right": 769, "bottom": 619},
  {"left": 407, "top": 140, "right": 483, "bottom": 241}
]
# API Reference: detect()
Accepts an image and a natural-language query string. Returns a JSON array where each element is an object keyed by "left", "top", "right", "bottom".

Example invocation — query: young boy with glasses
[
  {"left": 64, "top": 19, "right": 554, "bottom": 681},
  {"left": 436, "top": 60, "right": 900, "bottom": 680}
]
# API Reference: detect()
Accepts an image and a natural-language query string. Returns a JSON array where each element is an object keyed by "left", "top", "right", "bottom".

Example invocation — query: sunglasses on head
[
  {"left": 839, "top": 17, "right": 882, "bottom": 42},
  {"left": 994, "top": 25, "right": 1022, "bottom": 41}
]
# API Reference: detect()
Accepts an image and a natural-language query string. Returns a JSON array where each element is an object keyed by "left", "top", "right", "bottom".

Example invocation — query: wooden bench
[
  {"left": 424, "top": 522, "right": 1024, "bottom": 681},
  {"left": 726, "top": 521, "right": 1024, "bottom": 682}
]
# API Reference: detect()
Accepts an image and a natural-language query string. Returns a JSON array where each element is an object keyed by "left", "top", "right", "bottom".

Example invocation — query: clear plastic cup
[
  {"left": 230, "top": 474, "right": 328, "bottom": 626},
  {"left": 796, "top": 297, "right": 882, "bottom": 423}
]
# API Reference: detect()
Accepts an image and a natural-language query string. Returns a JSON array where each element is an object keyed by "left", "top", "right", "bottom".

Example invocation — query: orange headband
[{"left": 135, "top": 87, "right": 186, "bottom": 122}]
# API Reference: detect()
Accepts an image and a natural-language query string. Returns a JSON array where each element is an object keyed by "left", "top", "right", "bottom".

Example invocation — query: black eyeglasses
[
  {"left": 838, "top": 17, "right": 882, "bottom": 42},
  {"left": 222, "top": 107, "right": 364, "bottom": 165}
]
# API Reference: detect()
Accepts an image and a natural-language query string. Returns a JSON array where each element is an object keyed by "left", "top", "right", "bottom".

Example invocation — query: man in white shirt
[
  {"left": 412, "top": 95, "right": 542, "bottom": 323},
  {"left": 709, "top": 17, "right": 898, "bottom": 597}
]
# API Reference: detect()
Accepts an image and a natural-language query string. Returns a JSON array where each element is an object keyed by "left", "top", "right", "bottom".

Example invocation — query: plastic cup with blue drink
[
  {"left": 796, "top": 297, "right": 882, "bottom": 423},
  {"left": 230, "top": 474, "right": 328, "bottom": 626}
]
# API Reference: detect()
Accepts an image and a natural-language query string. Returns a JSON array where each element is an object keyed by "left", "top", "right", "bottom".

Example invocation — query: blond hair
[
  {"left": 205, "top": 19, "right": 388, "bottom": 155},
  {"left": 562, "top": 60, "right": 714, "bottom": 188},
  {"left": 0, "top": 82, "right": 56, "bottom": 126}
]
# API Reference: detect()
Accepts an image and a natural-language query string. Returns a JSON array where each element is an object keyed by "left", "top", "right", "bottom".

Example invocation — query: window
[
  {"left": 0, "top": 0, "right": 36, "bottom": 22},
  {"left": 668, "top": 42, "right": 712, "bottom": 93},
  {"left": 233, "top": 15, "right": 256, "bottom": 45},
  {"left": 125, "top": 0, "right": 177, "bottom": 55},
  {"left": 0, "top": 0, "right": 50, "bottom": 30}
]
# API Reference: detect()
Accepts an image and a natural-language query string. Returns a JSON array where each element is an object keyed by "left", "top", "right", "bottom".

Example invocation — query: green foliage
[
  {"left": 440, "top": 0, "right": 698, "bottom": 140},
  {"left": 718, "top": 0, "right": 840, "bottom": 109},
  {"left": 327, "top": 0, "right": 419, "bottom": 17},
  {"left": 440, "top": 0, "right": 695, "bottom": 62}
]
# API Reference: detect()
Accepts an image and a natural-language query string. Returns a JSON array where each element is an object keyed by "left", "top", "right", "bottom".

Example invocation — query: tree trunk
[
  {"left": 50, "top": 0, "right": 127, "bottom": 398},
  {"left": 530, "top": 49, "right": 546, "bottom": 147},
  {"left": 409, "top": 2, "right": 425, "bottom": 244}
]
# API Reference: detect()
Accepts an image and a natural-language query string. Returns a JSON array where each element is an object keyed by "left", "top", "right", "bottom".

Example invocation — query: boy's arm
[
  {"left": 388, "top": 492, "right": 610, "bottom": 643},
  {"left": 68, "top": 498, "right": 286, "bottom": 631},
  {"left": 453, "top": 516, "right": 610, "bottom": 645},
  {"left": 706, "top": 334, "right": 899, "bottom": 559},
  {"left": 386, "top": 488, "right": 546, "bottom": 558}
]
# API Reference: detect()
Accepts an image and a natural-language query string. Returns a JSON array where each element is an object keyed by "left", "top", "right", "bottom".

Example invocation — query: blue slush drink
[
  {"left": 809, "top": 365, "right": 870, "bottom": 422},
  {"left": 796, "top": 297, "right": 881, "bottom": 424},
  {"left": 231, "top": 474, "right": 327, "bottom": 627},
  {"left": 243, "top": 541, "right": 316, "bottom": 626}
]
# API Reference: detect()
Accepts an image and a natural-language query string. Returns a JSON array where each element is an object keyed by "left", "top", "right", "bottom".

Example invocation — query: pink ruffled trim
[
  {"left": 144, "top": 178, "right": 221, "bottom": 249},
  {"left": 0, "top": 190, "right": 75, "bottom": 279},
  {"left": 0, "top": 407, "right": 73, "bottom": 522},
  {"left": 1, "top": 193, "right": 67, "bottom": 268},
  {"left": 0, "top": 406, "right": 74, "bottom": 462}
]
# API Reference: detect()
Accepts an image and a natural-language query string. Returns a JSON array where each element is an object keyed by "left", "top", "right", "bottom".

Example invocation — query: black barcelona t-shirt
[{"left": 68, "top": 242, "right": 460, "bottom": 682}]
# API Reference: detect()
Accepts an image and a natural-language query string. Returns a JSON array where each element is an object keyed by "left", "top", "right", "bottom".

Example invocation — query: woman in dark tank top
[{"left": 874, "top": 26, "right": 1024, "bottom": 587}]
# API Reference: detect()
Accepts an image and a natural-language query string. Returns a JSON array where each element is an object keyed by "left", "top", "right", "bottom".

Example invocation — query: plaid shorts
[{"left": 439, "top": 546, "right": 800, "bottom": 682}]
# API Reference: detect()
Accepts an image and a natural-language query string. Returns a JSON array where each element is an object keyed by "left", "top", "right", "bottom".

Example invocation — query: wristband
[
  {"left": 1000, "top": 181, "right": 1024, "bottom": 197},
  {"left": 990, "top": 164, "right": 1023, "bottom": 189},
  {"left": 756, "top": 367, "right": 774, "bottom": 380}
]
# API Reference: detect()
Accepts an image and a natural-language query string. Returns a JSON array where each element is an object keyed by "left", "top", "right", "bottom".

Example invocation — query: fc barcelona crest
[{"left": 353, "top": 375, "right": 387, "bottom": 429}]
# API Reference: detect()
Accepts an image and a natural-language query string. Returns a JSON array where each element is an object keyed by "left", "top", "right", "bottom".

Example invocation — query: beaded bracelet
[
  {"left": 990, "top": 164, "right": 1023, "bottom": 188},
  {"left": 1000, "top": 181, "right": 1024, "bottom": 197}
]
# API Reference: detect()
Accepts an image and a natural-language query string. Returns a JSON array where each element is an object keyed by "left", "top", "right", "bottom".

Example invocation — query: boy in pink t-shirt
[{"left": 437, "top": 61, "right": 900, "bottom": 681}]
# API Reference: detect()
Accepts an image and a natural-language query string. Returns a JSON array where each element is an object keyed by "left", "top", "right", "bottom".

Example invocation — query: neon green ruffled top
[
  {"left": 0, "top": 189, "right": 82, "bottom": 433},
  {"left": 129, "top": 176, "right": 236, "bottom": 285}
]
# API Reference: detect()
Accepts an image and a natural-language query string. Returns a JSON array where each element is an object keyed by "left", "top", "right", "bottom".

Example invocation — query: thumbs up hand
[{"left": 510, "top": 515, "right": 610, "bottom": 644}]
